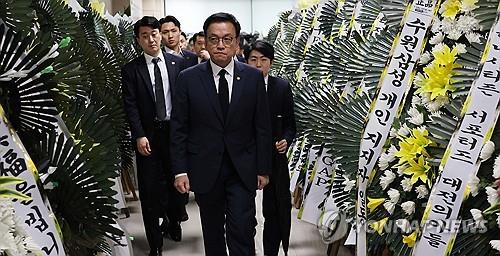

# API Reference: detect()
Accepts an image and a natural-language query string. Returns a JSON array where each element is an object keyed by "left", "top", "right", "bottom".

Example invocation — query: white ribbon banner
[
  {"left": 299, "top": 152, "right": 335, "bottom": 224},
  {"left": 414, "top": 14, "right": 500, "bottom": 256},
  {"left": 0, "top": 105, "right": 65, "bottom": 255},
  {"left": 356, "top": 0, "right": 438, "bottom": 254}
]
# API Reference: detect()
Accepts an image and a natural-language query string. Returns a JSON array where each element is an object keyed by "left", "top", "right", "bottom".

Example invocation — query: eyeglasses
[{"left": 207, "top": 36, "right": 234, "bottom": 46}]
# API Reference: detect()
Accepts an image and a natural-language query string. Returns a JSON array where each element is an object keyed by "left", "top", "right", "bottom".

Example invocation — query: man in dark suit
[
  {"left": 159, "top": 15, "right": 198, "bottom": 68},
  {"left": 192, "top": 31, "right": 210, "bottom": 63},
  {"left": 170, "top": 12, "right": 272, "bottom": 256},
  {"left": 245, "top": 40, "right": 296, "bottom": 256},
  {"left": 121, "top": 16, "right": 184, "bottom": 256}
]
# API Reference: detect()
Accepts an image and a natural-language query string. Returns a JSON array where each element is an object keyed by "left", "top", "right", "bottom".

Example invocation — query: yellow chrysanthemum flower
[
  {"left": 367, "top": 197, "right": 385, "bottom": 213},
  {"left": 395, "top": 129, "right": 433, "bottom": 165},
  {"left": 403, "top": 155, "right": 430, "bottom": 185},
  {"left": 440, "top": 0, "right": 461, "bottom": 18},
  {"left": 403, "top": 231, "right": 418, "bottom": 247},
  {"left": 370, "top": 217, "right": 389, "bottom": 235},
  {"left": 433, "top": 44, "right": 459, "bottom": 66}
]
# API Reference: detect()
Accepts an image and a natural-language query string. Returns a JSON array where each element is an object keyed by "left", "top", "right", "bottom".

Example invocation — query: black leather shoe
[
  {"left": 148, "top": 247, "right": 162, "bottom": 256},
  {"left": 167, "top": 221, "right": 182, "bottom": 242}
]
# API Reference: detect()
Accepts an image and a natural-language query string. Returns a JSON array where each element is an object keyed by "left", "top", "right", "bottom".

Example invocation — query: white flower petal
[
  {"left": 388, "top": 188, "right": 400, "bottom": 203},
  {"left": 489, "top": 240, "right": 500, "bottom": 251},
  {"left": 480, "top": 141, "right": 495, "bottom": 161},
  {"left": 468, "top": 175, "right": 480, "bottom": 197},
  {"left": 401, "top": 201, "right": 415, "bottom": 215}
]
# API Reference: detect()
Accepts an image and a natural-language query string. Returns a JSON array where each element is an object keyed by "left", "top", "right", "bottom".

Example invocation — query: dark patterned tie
[
  {"left": 218, "top": 69, "right": 229, "bottom": 120},
  {"left": 152, "top": 57, "right": 166, "bottom": 120}
]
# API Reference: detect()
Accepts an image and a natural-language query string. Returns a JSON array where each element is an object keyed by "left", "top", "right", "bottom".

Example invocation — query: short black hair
[
  {"left": 193, "top": 31, "right": 205, "bottom": 42},
  {"left": 134, "top": 16, "right": 160, "bottom": 38},
  {"left": 203, "top": 12, "right": 241, "bottom": 38},
  {"left": 159, "top": 15, "right": 181, "bottom": 29},
  {"left": 244, "top": 40, "right": 274, "bottom": 61},
  {"left": 181, "top": 31, "right": 187, "bottom": 39}
]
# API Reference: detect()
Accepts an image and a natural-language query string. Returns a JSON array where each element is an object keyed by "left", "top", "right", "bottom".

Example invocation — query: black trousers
[
  {"left": 262, "top": 157, "right": 292, "bottom": 256},
  {"left": 136, "top": 121, "right": 184, "bottom": 250},
  {"left": 195, "top": 153, "right": 257, "bottom": 256}
]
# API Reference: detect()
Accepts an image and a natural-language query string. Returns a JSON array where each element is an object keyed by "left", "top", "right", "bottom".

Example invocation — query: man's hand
[
  {"left": 199, "top": 50, "right": 210, "bottom": 60},
  {"left": 275, "top": 139, "right": 288, "bottom": 154},
  {"left": 257, "top": 175, "right": 269, "bottom": 190},
  {"left": 174, "top": 175, "right": 190, "bottom": 194},
  {"left": 136, "top": 137, "right": 151, "bottom": 156}
]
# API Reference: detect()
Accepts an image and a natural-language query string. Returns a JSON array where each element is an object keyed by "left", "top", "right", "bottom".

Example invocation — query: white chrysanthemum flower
[
  {"left": 397, "top": 164, "right": 408, "bottom": 176},
  {"left": 480, "top": 141, "right": 495, "bottom": 161},
  {"left": 432, "top": 42, "right": 446, "bottom": 55},
  {"left": 380, "top": 170, "right": 396, "bottom": 190},
  {"left": 490, "top": 240, "right": 500, "bottom": 252},
  {"left": 470, "top": 209, "right": 484, "bottom": 223},
  {"left": 401, "top": 201, "right": 415, "bottom": 215},
  {"left": 407, "top": 107, "right": 424, "bottom": 126},
  {"left": 384, "top": 201, "right": 396, "bottom": 215},
  {"left": 419, "top": 52, "right": 432, "bottom": 64},
  {"left": 485, "top": 187, "right": 499, "bottom": 205},
  {"left": 468, "top": 175, "right": 480, "bottom": 197},
  {"left": 389, "top": 128, "right": 398, "bottom": 138},
  {"left": 388, "top": 188, "right": 400, "bottom": 203},
  {"left": 429, "top": 32, "right": 445, "bottom": 45},
  {"left": 396, "top": 219, "right": 411, "bottom": 233},
  {"left": 497, "top": 213, "right": 500, "bottom": 228},
  {"left": 457, "top": 14, "right": 480, "bottom": 32},
  {"left": 461, "top": 0, "right": 479, "bottom": 12},
  {"left": 398, "top": 123, "right": 410, "bottom": 137},
  {"left": 426, "top": 96, "right": 449, "bottom": 113},
  {"left": 455, "top": 43, "right": 467, "bottom": 54},
  {"left": 411, "top": 95, "right": 422, "bottom": 106},
  {"left": 342, "top": 176, "right": 356, "bottom": 192},
  {"left": 420, "top": 93, "right": 431, "bottom": 105},
  {"left": 401, "top": 177, "right": 413, "bottom": 192},
  {"left": 447, "top": 27, "right": 463, "bottom": 40},
  {"left": 416, "top": 185, "right": 429, "bottom": 199},
  {"left": 431, "top": 19, "right": 442, "bottom": 33},
  {"left": 379, "top": 146, "right": 397, "bottom": 171},
  {"left": 493, "top": 155, "right": 500, "bottom": 179},
  {"left": 465, "top": 32, "right": 481, "bottom": 43}
]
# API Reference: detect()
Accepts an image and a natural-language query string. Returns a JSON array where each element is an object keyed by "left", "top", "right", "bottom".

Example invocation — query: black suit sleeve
[
  {"left": 255, "top": 72, "right": 272, "bottom": 175},
  {"left": 282, "top": 81, "right": 296, "bottom": 146},
  {"left": 170, "top": 70, "right": 189, "bottom": 175},
  {"left": 121, "top": 64, "right": 145, "bottom": 140}
]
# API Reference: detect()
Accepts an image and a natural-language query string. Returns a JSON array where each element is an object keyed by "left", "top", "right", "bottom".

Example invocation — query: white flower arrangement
[
  {"left": 0, "top": 199, "right": 40, "bottom": 255},
  {"left": 401, "top": 177, "right": 413, "bottom": 192},
  {"left": 387, "top": 188, "right": 400, "bottom": 203},
  {"left": 379, "top": 146, "right": 398, "bottom": 171},
  {"left": 470, "top": 208, "right": 484, "bottom": 223},
  {"left": 416, "top": 185, "right": 429, "bottom": 199},
  {"left": 468, "top": 175, "right": 480, "bottom": 197},
  {"left": 485, "top": 187, "right": 499, "bottom": 206},
  {"left": 380, "top": 170, "right": 396, "bottom": 190},
  {"left": 493, "top": 155, "right": 500, "bottom": 179},
  {"left": 401, "top": 201, "right": 416, "bottom": 215},
  {"left": 489, "top": 240, "right": 500, "bottom": 252},
  {"left": 407, "top": 107, "right": 424, "bottom": 126},
  {"left": 384, "top": 201, "right": 396, "bottom": 215},
  {"left": 479, "top": 141, "right": 495, "bottom": 162},
  {"left": 342, "top": 175, "right": 356, "bottom": 192}
]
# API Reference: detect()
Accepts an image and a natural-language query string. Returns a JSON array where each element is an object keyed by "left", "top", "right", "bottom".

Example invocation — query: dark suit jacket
[
  {"left": 122, "top": 51, "right": 184, "bottom": 140},
  {"left": 267, "top": 76, "right": 296, "bottom": 147},
  {"left": 170, "top": 61, "right": 272, "bottom": 193},
  {"left": 181, "top": 50, "right": 198, "bottom": 68}
]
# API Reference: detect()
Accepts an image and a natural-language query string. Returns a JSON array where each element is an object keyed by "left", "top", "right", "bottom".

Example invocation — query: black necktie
[
  {"left": 152, "top": 57, "right": 166, "bottom": 120},
  {"left": 218, "top": 69, "right": 229, "bottom": 120}
]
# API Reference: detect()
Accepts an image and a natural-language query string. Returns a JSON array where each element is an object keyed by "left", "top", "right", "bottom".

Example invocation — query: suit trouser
[
  {"left": 195, "top": 153, "right": 257, "bottom": 256},
  {"left": 136, "top": 122, "right": 183, "bottom": 250},
  {"left": 262, "top": 162, "right": 292, "bottom": 256}
]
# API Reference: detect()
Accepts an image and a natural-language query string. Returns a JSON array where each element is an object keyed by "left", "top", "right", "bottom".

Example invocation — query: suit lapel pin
[
  {"left": 172, "top": 61, "right": 176, "bottom": 65},
  {"left": 236, "top": 76, "right": 241, "bottom": 80}
]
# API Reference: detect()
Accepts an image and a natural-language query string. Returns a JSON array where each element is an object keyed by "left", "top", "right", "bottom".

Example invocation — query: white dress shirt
[
  {"left": 210, "top": 59, "right": 235, "bottom": 102},
  {"left": 264, "top": 75, "right": 269, "bottom": 91},
  {"left": 144, "top": 52, "right": 171, "bottom": 120}
]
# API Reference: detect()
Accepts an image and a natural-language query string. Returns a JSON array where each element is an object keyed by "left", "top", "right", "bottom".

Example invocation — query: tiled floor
[{"left": 121, "top": 190, "right": 347, "bottom": 256}]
